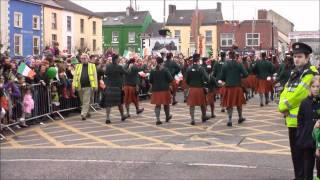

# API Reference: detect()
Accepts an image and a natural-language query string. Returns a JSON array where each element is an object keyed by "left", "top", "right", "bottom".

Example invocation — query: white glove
[{"left": 267, "top": 76, "right": 271, "bottom": 81}]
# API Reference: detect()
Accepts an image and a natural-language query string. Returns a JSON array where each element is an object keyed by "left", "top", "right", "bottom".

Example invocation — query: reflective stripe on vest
[{"left": 88, "top": 63, "right": 97, "bottom": 88}]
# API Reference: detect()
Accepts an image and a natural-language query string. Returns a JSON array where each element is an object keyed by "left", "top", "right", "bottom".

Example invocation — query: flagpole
[{"left": 195, "top": 0, "right": 199, "bottom": 54}]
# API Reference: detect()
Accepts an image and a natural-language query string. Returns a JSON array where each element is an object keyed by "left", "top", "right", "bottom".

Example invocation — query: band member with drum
[
  {"left": 149, "top": 57, "right": 173, "bottom": 125},
  {"left": 104, "top": 54, "right": 129, "bottom": 124},
  {"left": 164, "top": 52, "right": 181, "bottom": 105}
]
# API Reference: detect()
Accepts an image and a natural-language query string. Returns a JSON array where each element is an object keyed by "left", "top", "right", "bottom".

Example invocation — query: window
[
  {"left": 189, "top": 44, "right": 196, "bottom": 56},
  {"left": 92, "top": 21, "right": 96, "bottom": 35},
  {"left": 33, "top": 15, "right": 40, "bottom": 30},
  {"left": 205, "top": 30, "right": 212, "bottom": 43},
  {"left": 52, "top": 13, "right": 57, "bottom": 29},
  {"left": 67, "top": 36, "right": 72, "bottom": 53},
  {"left": 174, "top": 30, "right": 181, "bottom": 42},
  {"left": 128, "top": 32, "right": 135, "bottom": 43},
  {"left": 67, "top": 16, "right": 71, "bottom": 32},
  {"left": 14, "top": 12, "right": 23, "bottom": 28},
  {"left": 220, "top": 33, "right": 234, "bottom": 47},
  {"left": 33, "top": 36, "right": 40, "bottom": 55},
  {"left": 80, "top": 19, "right": 84, "bottom": 33},
  {"left": 52, "top": 34, "right": 57, "bottom": 46},
  {"left": 246, "top": 33, "right": 260, "bottom": 46},
  {"left": 112, "top": 31, "right": 119, "bottom": 43},
  {"left": 92, "top": 39, "right": 96, "bottom": 51},
  {"left": 206, "top": 45, "right": 212, "bottom": 56},
  {"left": 14, "top": 34, "right": 23, "bottom": 55},
  {"left": 80, "top": 38, "right": 85, "bottom": 49},
  {"left": 190, "top": 31, "right": 195, "bottom": 43}
]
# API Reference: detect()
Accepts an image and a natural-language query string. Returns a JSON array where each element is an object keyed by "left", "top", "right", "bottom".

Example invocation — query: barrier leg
[
  {"left": 55, "top": 111, "right": 65, "bottom": 120},
  {"left": 90, "top": 105, "right": 97, "bottom": 112},
  {"left": 46, "top": 114, "right": 55, "bottom": 122},
  {"left": 4, "top": 125, "right": 16, "bottom": 135}
]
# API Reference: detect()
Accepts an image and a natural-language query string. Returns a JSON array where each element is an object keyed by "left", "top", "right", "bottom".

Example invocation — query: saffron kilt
[
  {"left": 151, "top": 90, "right": 171, "bottom": 105},
  {"left": 206, "top": 91, "right": 215, "bottom": 105},
  {"left": 187, "top": 87, "right": 206, "bottom": 106},
  {"left": 247, "top": 74, "right": 257, "bottom": 90},
  {"left": 104, "top": 87, "right": 123, "bottom": 107},
  {"left": 180, "top": 79, "right": 188, "bottom": 90},
  {"left": 171, "top": 80, "right": 178, "bottom": 94},
  {"left": 222, "top": 86, "right": 246, "bottom": 107},
  {"left": 123, "top": 85, "right": 138, "bottom": 105},
  {"left": 256, "top": 78, "right": 271, "bottom": 94}
]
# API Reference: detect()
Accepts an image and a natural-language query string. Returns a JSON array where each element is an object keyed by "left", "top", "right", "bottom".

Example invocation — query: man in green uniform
[
  {"left": 278, "top": 42, "right": 318, "bottom": 180},
  {"left": 214, "top": 51, "right": 227, "bottom": 112},
  {"left": 253, "top": 51, "right": 275, "bottom": 106},
  {"left": 164, "top": 52, "right": 181, "bottom": 105}
]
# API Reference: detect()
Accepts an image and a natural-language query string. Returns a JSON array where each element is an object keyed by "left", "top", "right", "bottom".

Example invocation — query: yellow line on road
[{"left": 35, "top": 128, "right": 65, "bottom": 147}]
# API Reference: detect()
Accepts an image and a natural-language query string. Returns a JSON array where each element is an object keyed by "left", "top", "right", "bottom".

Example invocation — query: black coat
[{"left": 296, "top": 96, "right": 320, "bottom": 149}]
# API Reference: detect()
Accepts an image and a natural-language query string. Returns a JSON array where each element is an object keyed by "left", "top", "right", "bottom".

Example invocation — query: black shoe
[
  {"left": 211, "top": 114, "right": 216, "bottom": 118},
  {"left": 265, "top": 101, "right": 269, "bottom": 105},
  {"left": 184, "top": 99, "right": 187, "bottom": 103},
  {"left": 260, "top": 103, "right": 264, "bottom": 107},
  {"left": 202, "top": 116, "right": 210, "bottom": 123},
  {"left": 165, "top": 115, "right": 172, "bottom": 122},
  {"left": 121, "top": 115, "right": 128, "bottom": 121},
  {"left": 227, "top": 122, "right": 232, "bottom": 127},
  {"left": 221, "top": 109, "right": 225, "bottom": 113},
  {"left": 172, "top": 101, "right": 178, "bottom": 106},
  {"left": 136, "top": 108, "right": 144, "bottom": 114},
  {"left": 190, "top": 121, "right": 195, "bottom": 125},
  {"left": 105, "top": 119, "right": 111, "bottom": 124},
  {"left": 156, "top": 121, "right": 162, "bottom": 125},
  {"left": 81, "top": 115, "right": 86, "bottom": 121},
  {"left": 86, "top": 113, "right": 91, "bottom": 118},
  {"left": 238, "top": 118, "right": 246, "bottom": 124}
]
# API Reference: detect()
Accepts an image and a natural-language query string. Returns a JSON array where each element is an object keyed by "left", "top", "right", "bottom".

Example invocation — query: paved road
[{"left": 0, "top": 93, "right": 293, "bottom": 180}]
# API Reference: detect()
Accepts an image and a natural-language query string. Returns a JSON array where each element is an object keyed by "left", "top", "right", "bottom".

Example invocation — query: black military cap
[
  {"left": 292, "top": 42, "right": 312, "bottom": 54},
  {"left": 220, "top": 51, "right": 226, "bottom": 57},
  {"left": 193, "top": 53, "right": 201, "bottom": 62},
  {"left": 156, "top": 57, "right": 164, "bottom": 64}
]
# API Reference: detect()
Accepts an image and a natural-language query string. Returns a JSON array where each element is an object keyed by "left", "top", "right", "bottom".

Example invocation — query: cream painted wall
[
  {"left": 166, "top": 25, "right": 218, "bottom": 57},
  {"left": 1, "top": 0, "right": 9, "bottom": 53},
  {"left": 74, "top": 13, "right": 102, "bottom": 55},
  {"left": 43, "top": 6, "right": 63, "bottom": 48},
  {"left": 61, "top": 11, "right": 74, "bottom": 53}
]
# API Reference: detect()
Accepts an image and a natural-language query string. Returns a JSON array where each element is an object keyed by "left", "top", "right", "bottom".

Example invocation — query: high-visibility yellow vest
[
  {"left": 72, "top": 63, "right": 97, "bottom": 89},
  {"left": 278, "top": 65, "right": 318, "bottom": 127}
]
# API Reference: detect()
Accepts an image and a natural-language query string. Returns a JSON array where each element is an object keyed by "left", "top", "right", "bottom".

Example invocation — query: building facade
[
  {"left": 1, "top": 0, "right": 10, "bottom": 54},
  {"left": 165, "top": 3, "right": 223, "bottom": 57},
  {"left": 98, "top": 8, "right": 153, "bottom": 55},
  {"left": 7, "top": 0, "right": 43, "bottom": 57}
]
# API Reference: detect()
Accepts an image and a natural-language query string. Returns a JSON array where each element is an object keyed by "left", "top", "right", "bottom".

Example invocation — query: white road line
[{"left": 0, "top": 158, "right": 260, "bottom": 169}]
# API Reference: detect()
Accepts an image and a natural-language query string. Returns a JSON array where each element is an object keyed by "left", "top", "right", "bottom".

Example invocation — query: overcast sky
[{"left": 72, "top": 0, "right": 319, "bottom": 31}]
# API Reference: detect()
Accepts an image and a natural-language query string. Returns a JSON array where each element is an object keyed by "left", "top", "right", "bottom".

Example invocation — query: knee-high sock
[
  {"left": 200, "top": 105, "right": 207, "bottom": 118},
  {"left": 118, "top": 105, "right": 124, "bottom": 117},
  {"left": 210, "top": 104, "right": 214, "bottom": 116},
  {"left": 106, "top": 107, "right": 111, "bottom": 120},
  {"left": 265, "top": 93, "right": 269, "bottom": 102},
  {"left": 190, "top": 106, "right": 195, "bottom": 121},
  {"left": 227, "top": 107, "right": 233, "bottom": 123},
  {"left": 259, "top": 93, "right": 263, "bottom": 104},
  {"left": 155, "top": 105, "right": 161, "bottom": 121},
  {"left": 134, "top": 102, "right": 140, "bottom": 111},
  {"left": 125, "top": 104, "right": 130, "bottom": 115},
  {"left": 236, "top": 106, "right": 243, "bottom": 119},
  {"left": 164, "top": 105, "right": 170, "bottom": 118}
]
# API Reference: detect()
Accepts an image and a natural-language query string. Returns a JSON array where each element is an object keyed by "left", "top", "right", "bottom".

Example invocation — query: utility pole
[
  {"left": 271, "top": 17, "right": 274, "bottom": 52},
  {"left": 195, "top": 0, "right": 199, "bottom": 54},
  {"left": 135, "top": 0, "right": 137, "bottom": 11},
  {"left": 163, "top": 0, "right": 166, "bottom": 28}
]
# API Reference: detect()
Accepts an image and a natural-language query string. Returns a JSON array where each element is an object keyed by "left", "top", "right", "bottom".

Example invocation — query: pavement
[{"left": 0, "top": 93, "right": 294, "bottom": 180}]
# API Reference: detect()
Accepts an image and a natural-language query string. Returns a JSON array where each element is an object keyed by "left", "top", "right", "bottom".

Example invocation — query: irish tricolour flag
[{"left": 17, "top": 63, "right": 36, "bottom": 78}]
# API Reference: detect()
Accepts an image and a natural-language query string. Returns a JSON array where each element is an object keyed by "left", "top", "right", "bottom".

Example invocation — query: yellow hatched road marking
[{"left": 35, "top": 128, "right": 65, "bottom": 147}]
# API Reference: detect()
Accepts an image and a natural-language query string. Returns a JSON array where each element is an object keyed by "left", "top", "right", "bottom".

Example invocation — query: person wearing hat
[
  {"left": 186, "top": 53, "right": 210, "bottom": 125},
  {"left": 164, "top": 52, "right": 181, "bottom": 105},
  {"left": 72, "top": 53, "right": 98, "bottom": 121},
  {"left": 214, "top": 51, "right": 227, "bottom": 112},
  {"left": 220, "top": 51, "right": 248, "bottom": 126},
  {"left": 253, "top": 51, "right": 275, "bottom": 107},
  {"left": 149, "top": 57, "right": 173, "bottom": 125},
  {"left": 103, "top": 54, "right": 129, "bottom": 124},
  {"left": 278, "top": 42, "right": 318, "bottom": 180},
  {"left": 123, "top": 58, "right": 146, "bottom": 117}
]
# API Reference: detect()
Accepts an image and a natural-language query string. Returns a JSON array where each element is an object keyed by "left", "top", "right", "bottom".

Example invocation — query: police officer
[
  {"left": 220, "top": 50, "right": 248, "bottom": 126},
  {"left": 278, "top": 42, "right": 318, "bottom": 180},
  {"left": 164, "top": 52, "right": 181, "bottom": 105},
  {"left": 186, "top": 53, "right": 210, "bottom": 125},
  {"left": 104, "top": 54, "right": 129, "bottom": 124},
  {"left": 149, "top": 57, "right": 173, "bottom": 125}
]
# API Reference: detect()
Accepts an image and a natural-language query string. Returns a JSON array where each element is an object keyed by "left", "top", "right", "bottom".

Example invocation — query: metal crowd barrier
[{"left": 0, "top": 78, "right": 152, "bottom": 140}]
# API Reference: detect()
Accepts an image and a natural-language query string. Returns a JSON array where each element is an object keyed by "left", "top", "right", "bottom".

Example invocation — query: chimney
[
  {"left": 169, "top": 5, "right": 176, "bottom": 14},
  {"left": 126, "top": 6, "right": 134, "bottom": 16},
  {"left": 258, "top": 9, "right": 267, "bottom": 20},
  {"left": 217, "top": 2, "right": 221, "bottom": 12}
]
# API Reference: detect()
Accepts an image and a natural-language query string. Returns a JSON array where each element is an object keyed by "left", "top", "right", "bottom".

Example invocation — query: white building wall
[
  {"left": 61, "top": 11, "right": 75, "bottom": 54},
  {"left": 0, "top": 0, "right": 9, "bottom": 53}
]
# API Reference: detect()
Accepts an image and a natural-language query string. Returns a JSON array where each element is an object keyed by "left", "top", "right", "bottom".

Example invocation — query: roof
[
  {"left": 26, "top": 0, "right": 63, "bottom": 9},
  {"left": 240, "top": 19, "right": 272, "bottom": 24},
  {"left": 166, "top": 9, "right": 223, "bottom": 26},
  {"left": 53, "top": 0, "right": 102, "bottom": 18},
  {"left": 268, "top": 10, "right": 294, "bottom": 26},
  {"left": 146, "top": 22, "right": 164, "bottom": 36},
  {"left": 96, "top": 11, "right": 150, "bottom": 26}
]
